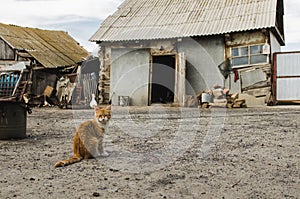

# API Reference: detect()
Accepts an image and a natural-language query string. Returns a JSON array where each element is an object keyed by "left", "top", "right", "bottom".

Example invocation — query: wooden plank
[
  {"left": 243, "top": 87, "right": 270, "bottom": 97},
  {"left": 240, "top": 68, "right": 267, "bottom": 89}
]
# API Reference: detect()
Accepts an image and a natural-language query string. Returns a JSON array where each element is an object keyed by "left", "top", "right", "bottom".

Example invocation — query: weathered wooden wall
[{"left": 0, "top": 39, "right": 14, "bottom": 60}]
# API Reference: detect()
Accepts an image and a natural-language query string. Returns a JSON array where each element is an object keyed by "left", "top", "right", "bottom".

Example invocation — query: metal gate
[{"left": 273, "top": 51, "right": 300, "bottom": 104}]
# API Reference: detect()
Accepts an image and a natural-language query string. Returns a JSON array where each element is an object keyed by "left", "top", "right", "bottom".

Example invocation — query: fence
[
  {"left": 0, "top": 72, "right": 20, "bottom": 97},
  {"left": 273, "top": 51, "right": 300, "bottom": 104}
]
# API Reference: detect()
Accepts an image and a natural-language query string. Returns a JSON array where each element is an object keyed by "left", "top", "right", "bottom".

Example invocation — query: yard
[{"left": 0, "top": 105, "right": 299, "bottom": 198}]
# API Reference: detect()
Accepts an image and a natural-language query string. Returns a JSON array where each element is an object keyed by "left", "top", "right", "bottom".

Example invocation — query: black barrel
[{"left": 0, "top": 101, "right": 27, "bottom": 140}]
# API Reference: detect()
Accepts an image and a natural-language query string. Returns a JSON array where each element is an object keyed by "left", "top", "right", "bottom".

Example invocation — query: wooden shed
[{"left": 0, "top": 22, "right": 89, "bottom": 105}]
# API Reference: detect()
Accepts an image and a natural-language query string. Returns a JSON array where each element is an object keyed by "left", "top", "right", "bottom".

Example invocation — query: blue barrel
[{"left": 0, "top": 101, "right": 27, "bottom": 140}]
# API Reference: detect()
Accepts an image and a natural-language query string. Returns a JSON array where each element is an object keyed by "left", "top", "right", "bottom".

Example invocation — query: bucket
[
  {"left": 201, "top": 93, "right": 213, "bottom": 103},
  {"left": 118, "top": 96, "right": 130, "bottom": 106},
  {"left": 0, "top": 101, "right": 27, "bottom": 140}
]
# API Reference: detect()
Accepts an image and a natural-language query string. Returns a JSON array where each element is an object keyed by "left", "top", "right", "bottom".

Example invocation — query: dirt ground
[{"left": 0, "top": 105, "right": 299, "bottom": 199}]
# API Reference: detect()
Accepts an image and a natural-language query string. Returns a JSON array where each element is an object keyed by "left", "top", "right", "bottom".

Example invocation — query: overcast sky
[{"left": 0, "top": 0, "right": 299, "bottom": 53}]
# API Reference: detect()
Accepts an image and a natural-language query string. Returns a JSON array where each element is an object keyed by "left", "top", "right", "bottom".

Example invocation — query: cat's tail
[{"left": 54, "top": 156, "right": 83, "bottom": 168}]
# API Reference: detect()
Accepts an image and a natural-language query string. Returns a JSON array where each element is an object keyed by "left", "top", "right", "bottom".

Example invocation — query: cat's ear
[
  {"left": 94, "top": 106, "right": 101, "bottom": 111},
  {"left": 105, "top": 105, "right": 112, "bottom": 110}
]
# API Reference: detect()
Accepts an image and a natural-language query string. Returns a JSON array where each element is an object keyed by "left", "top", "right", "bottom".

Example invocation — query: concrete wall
[
  {"left": 178, "top": 36, "right": 225, "bottom": 95},
  {"left": 110, "top": 48, "right": 150, "bottom": 106},
  {"left": 102, "top": 30, "right": 283, "bottom": 106},
  {"left": 109, "top": 37, "right": 225, "bottom": 105}
]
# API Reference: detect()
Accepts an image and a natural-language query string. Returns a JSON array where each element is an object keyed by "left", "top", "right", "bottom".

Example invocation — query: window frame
[{"left": 230, "top": 44, "right": 269, "bottom": 68}]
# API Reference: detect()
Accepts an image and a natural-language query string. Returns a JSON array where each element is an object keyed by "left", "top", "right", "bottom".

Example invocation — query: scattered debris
[
  {"left": 194, "top": 84, "right": 247, "bottom": 109},
  {"left": 212, "top": 84, "right": 227, "bottom": 101}
]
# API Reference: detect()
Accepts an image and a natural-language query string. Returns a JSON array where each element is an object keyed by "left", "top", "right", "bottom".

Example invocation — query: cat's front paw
[{"left": 100, "top": 151, "right": 109, "bottom": 157}]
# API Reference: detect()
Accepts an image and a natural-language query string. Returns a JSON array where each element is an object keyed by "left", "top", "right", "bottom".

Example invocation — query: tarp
[{"left": 0, "top": 62, "right": 26, "bottom": 72}]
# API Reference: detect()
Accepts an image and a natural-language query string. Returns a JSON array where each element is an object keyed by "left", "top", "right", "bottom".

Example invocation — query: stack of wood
[{"left": 226, "top": 93, "right": 247, "bottom": 108}]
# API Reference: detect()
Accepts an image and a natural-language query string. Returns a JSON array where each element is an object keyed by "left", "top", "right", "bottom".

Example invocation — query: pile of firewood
[
  {"left": 226, "top": 93, "right": 247, "bottom": 108},
  {"left": 186, "top": 85, "right": 247, "bottom": 109}
]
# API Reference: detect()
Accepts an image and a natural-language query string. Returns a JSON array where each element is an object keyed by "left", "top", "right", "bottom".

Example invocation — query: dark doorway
[{"left": 151, "top": 55, "right": 175, "bottom": 104}]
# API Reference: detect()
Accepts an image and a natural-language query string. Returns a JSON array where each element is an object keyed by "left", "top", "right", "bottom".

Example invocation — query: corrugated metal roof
[
  {"left": 90, "top": 0, "right": 278, "bottom": 42},
  {"left": 0, "top": 23, "right": 89, "bottom": 68}
]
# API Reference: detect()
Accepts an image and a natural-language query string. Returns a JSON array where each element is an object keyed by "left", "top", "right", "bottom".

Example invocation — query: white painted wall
[
  {"left": 110, "top": 48, "right": 150, "bottom": 106},
  {"left": 178, "top": 37, "right": 225, "bottom": 95}
]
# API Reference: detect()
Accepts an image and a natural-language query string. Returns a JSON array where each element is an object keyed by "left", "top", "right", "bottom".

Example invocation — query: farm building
[
  {"left": 90, "top": 0, "right": 285, "bottom": 106},
  {"left": 0, "top": 22, "right": 89, "bottom": 105}
]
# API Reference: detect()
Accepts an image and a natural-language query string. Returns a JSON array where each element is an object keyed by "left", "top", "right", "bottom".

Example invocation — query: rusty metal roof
[
  {"left": 0, "top": 23, "right": 89, "bottom": 68},
  {"left": 90, "top": 0, "right": 279, "bottom": 42}
]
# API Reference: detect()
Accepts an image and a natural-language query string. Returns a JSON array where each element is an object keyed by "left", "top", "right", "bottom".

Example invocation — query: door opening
[{"left": 151, "top": 55, "right": 175, "bottom": 104}]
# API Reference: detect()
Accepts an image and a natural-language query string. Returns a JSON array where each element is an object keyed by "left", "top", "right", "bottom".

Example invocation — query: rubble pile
[{"left": 186, "top": 84, "right": 248, "bottom": 109}]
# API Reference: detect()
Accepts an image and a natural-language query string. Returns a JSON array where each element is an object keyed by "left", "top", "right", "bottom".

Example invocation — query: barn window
[{"left": 231, "top": 44, "right": 268, "bottom": 68}]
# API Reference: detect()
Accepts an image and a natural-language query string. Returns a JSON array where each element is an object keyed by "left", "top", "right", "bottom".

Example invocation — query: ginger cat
[{"left": 54, "top": 105, "right": 111, "bottom": 168}]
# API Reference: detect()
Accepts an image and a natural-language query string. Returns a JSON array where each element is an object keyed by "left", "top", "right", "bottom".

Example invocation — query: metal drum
[{"left": 0, "top": 101, "right": 27, "bottom": 140}]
